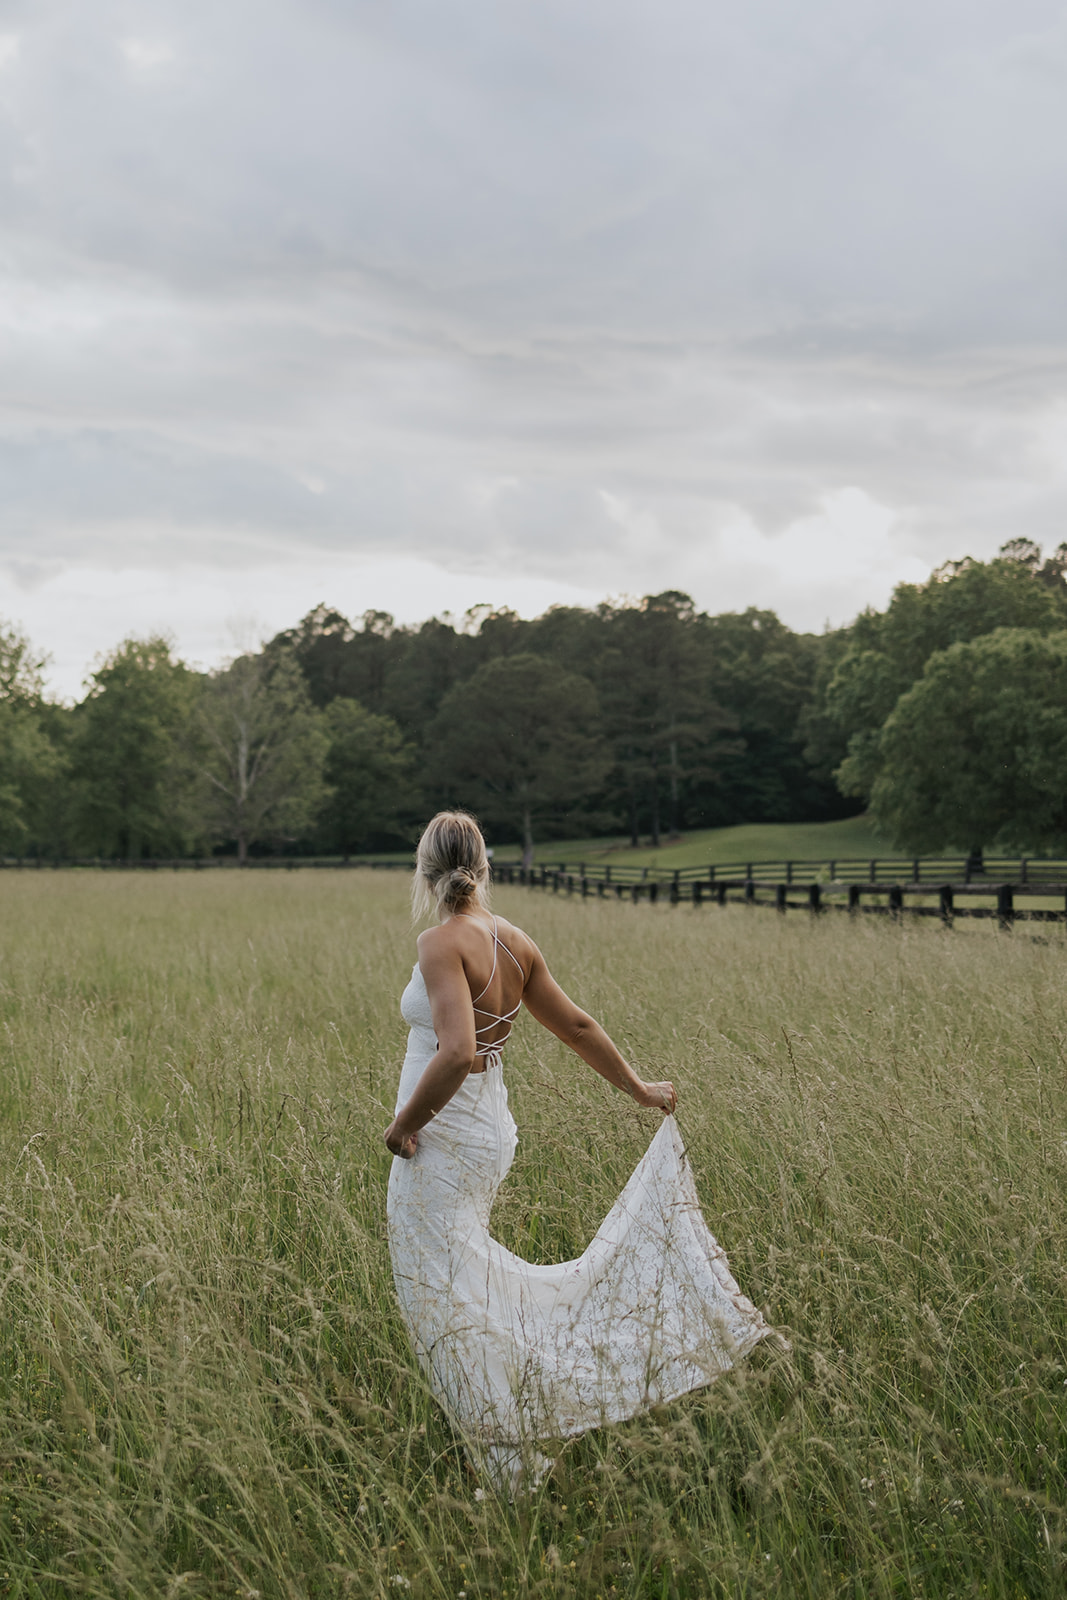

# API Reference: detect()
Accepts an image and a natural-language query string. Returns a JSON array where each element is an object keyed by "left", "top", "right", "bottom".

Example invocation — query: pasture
[
  {"left": 488, "top": 814, "right": 887, "bottom": 870},
  {"left": 0, "top": 872, "right": 1064, "bottom": 1599}
]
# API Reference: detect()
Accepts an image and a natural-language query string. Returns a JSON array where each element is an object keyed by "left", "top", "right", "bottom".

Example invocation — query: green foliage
[
  {"left": 68, "top": 636, "right": 200, "bottom": 858},
  {"left": 703, "top": 609, "right": 850, "bottom": 825},
  {"left": 0, "top": 622, "right": 65, "bottom": 854},
  {"left": 870, "top": 628, "right": 1067, "bottom": 853},
  {"left": 595, "top": 593, "right": 733, "bottom": 845},
  {"left": 0, "top": 875, "right": 1064, "bottom": 1598},
  {"left": 827, "top": 548, "right": 1067, "bottom": 801},
  {"left": 273, "top": 592, "right": 848, "bottom": 844},
  {"left": 426, "top": 652, "right": 610, "bottom": 861},
  {"left": 195, "top": 649, "right": 328, "bottom": 862},
  {"left": 319, "top": 697, "right": 416, "bottom": 855}
]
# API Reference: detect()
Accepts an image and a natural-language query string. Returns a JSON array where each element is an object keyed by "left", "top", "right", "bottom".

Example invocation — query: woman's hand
[
  {"left": 634, "top": 1080, "right": 677, "bottom": 1114},
  {"left": 384, "top": 1118, "right": 419, "bottom": 1159}
]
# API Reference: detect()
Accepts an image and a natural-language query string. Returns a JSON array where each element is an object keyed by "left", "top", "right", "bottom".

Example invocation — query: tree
[
  {"left": 319, "top": 698, "right": 416, "bottom": 857},
  {"left": 825, "top": 547, "right": 1067, "bottom": 802},
  {"left": 69, "top": 637, "right": 199, "bottom": 858},
  {"left": 596, "top": 594, "right": 733, "bottom": 846},
  {"left": 869, "top": 628, "right": 1067, "bottom": 854},
  {"left": 196, "top": 648, "right": 328, "bottom": 861},
  {"left": 0, "top": 622, "right": 65, "bottom": 855},
  {"left": 701, "top": 609, "right": 849, "bottom": 824},
  {"left": 425, "top": 653, "right": 609, "bottom": 865}
]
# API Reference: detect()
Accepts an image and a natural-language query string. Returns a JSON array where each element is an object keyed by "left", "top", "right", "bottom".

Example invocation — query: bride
[{"left": 384, "top": 811, "right": 771, "bottom": 1490}]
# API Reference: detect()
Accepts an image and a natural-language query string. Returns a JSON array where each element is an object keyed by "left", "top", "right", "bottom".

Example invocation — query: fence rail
[
  {"left": 499, "top": 853, "right": 1067, "bottom": 887},
  {"left": 4, "top": 853, "right": 1067, "bottom": 926},
  {"left": 492, "top": 863, "right": 1067, "bottom": 927},
  {"left": 0, "top": 855, "right": 410, "bottom": 871}
]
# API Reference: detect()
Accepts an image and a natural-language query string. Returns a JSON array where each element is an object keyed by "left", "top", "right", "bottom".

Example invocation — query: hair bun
[
  {"left": 439, "top": 865, "right": 478, "bottom": 908},
  {"left": 412, "top": 811, "right": 490, "bottom": 921}
]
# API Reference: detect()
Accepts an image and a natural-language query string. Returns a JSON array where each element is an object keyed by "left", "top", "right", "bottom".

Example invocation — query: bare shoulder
[
  {"left": 488, "top": 915, "right": 539, "bottom": 979},
  {"left": 415, "top": 923, "right": 465, "bottom": 969}
]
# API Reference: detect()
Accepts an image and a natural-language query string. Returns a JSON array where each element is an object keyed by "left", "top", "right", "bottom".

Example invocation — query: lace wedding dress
[{"left": 386, "top": 924, "right": 771, "bottom": 1488}]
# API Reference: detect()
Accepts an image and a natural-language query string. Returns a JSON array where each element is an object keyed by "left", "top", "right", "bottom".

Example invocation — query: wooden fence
[
  {"left": 0, "top": 856, "right": 409, "bottom": 872},
  {"left": 491, "top": 862, "right": 1067, "bottom": 927},
  {"left": 4, "top": 852, "right": 1066, "bottom": 927},
  {"left": 497, "top": 852, "right": 1067, "bottom": 887}
]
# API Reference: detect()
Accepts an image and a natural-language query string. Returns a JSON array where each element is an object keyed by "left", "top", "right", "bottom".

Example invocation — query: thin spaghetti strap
[
  {"left": 455, "top": 912, "right": 500, "bottom": 1004},
  {"left": 493, "top": 917, "right": 525, "bottom": 979},
  {"left": 454, "top": 913, "right": 524, "bottom": 1066}
]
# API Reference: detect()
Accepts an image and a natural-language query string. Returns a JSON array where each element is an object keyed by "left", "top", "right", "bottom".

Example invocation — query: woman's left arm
[{"left": 383, "top": 933, "right": 477, "bottom": 1158}]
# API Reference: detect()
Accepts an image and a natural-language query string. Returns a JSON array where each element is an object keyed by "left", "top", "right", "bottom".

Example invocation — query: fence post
[
  {"left": 786, "top": 861, "right": 793, "bottom": 885},
  {"left": 744, "top": 879, "right": 755, "bottom": 905},
  {"left": 669, "top": 880, "right": 679, "bottom": 906},
  {"left": 1020, "top": 857, "right": 1028, "bottom": 885},
  {"left": 605, "top": 865, "right": 612, "bottom": 884},
  {"left": 869, "top": 859, "right": 876, "bottom": 882},
  {"left": 746, "top": 862, "right": 753, "bottom": 881},
  {"left": 997, "top": 884, "right": 1014, "bottom": 930},
  {"left": 649, "top": 881, "right": 659, "bottom": 905},
  {"left": 888, "top": 884, "right": 903, "bottom": 918},
  {"left": 775, "top": 884, "right": 787, "bottom": 914},
  {"left": 848, "top": 884, "right": 861, "bottom": 915},
  {"left": 829, "top": 860, "right": 836, "bottom": 881},
  {"left": 808, "top": 882, "right": 821, "bottom": 914},
  {"left": 692, "top": 881, "right": 702, "bottom": 908},
  {"left": 631, "top": 883, "right": 640, "bottom": 905},
  {"left": 716, "top": 882, "right": 727, "bottom": 906},
  {"left": 580, "top": 876, "right": 589, "bottom": 899},
  {"left": 939, "top": 884, "right": 954, "bottom": 926},
  {"left": 912, "top": 858, "right": 919, "bottom": 882}
]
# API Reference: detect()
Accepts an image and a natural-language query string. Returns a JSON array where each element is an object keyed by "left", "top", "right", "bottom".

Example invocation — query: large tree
[
  {"left": 596, "top": 594, "right": 732, "bottom": 847},
  {"left": 0, "top": 622, "right": 65, "bottom": 855},
  {"left": 319, "top": 698, "right": 416, "bottom": 857},
  {"left": 869, "top": 628, "right": 1067, "bottom": 854},
  {"left": 69, "top": 637, "right": 199, "bottom": 858},
  {"left": 196, "top": 649, "right": 328, "bottom": 861},
  {"left": 825, "top": 545, "right": 1067, "bottom": 803},
  {"left": 425, "top": 653, "right": 609, "bottom": 864}
]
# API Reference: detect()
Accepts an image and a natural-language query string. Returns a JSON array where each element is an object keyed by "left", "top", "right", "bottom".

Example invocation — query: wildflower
[{"left": 388, "top": 1578, "right": 411, "bottom": 1590}]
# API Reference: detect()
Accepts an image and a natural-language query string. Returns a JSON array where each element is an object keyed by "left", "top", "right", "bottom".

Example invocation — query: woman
[{"left": 385, "top": 812, "right": 770, "bottom": 1490}]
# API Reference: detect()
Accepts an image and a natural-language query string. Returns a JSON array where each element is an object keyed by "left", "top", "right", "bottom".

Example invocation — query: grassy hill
[{"left": 493, "top": 812, "right": 889, "bottom": 870}]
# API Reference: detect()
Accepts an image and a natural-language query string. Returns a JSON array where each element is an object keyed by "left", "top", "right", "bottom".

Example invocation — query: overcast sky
[{"left": 3, "top": 0, "right": 1067, "bottom": 697}]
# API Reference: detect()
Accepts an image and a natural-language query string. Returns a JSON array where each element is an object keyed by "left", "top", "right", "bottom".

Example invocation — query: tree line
[{"left": 2, "top": 538, "right": 1066, "bottom": 863}]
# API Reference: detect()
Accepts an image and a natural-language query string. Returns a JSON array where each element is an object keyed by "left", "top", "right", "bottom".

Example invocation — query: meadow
[
  {"left": 488, "top": 815, "right": 888, "bottom": 871},
  {"left": 0, "top": 872, "right": 1064, "bottom": 1599}
]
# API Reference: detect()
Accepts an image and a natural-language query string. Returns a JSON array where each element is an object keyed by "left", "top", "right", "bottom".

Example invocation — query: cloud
[{"left": 1, "top": 0, "right": 1067, "bottom": 686}]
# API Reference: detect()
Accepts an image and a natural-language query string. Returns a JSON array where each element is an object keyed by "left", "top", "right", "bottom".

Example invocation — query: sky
[{"left": 2, "top": 0, "right": 1067, "bottom": 698}]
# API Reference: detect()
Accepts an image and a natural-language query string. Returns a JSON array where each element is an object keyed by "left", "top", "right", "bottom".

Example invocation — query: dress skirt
[{"left": 387, "top": 976, "right": 771, "bottom": 1485}]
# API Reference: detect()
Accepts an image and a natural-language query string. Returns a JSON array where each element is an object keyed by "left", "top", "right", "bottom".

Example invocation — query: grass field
[
  {"left": 491, "top": 815, "right": 888, "bottom": 870},
  {"left": 1, "top": 872, "right": 1064, "bottom": 1599}
]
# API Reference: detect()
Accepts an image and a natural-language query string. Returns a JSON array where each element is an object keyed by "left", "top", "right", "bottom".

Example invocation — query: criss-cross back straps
[{"left": 456, "top": 914, "right": 524, "bottom": 1062}]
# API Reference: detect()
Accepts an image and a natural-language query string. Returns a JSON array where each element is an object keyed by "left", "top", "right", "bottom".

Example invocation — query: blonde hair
[{"left": 411, "top": 811, "right": 491, "bottom": 922}]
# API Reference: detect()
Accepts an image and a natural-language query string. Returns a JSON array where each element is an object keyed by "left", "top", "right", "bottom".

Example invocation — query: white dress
[{"left": 386, "top": 922, "right": 771, "bottom": 1488}]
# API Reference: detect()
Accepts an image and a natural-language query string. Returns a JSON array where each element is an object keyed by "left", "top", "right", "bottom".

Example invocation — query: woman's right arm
[{"left": 521, "top": 943, "right": 677, "bottom": 1113}]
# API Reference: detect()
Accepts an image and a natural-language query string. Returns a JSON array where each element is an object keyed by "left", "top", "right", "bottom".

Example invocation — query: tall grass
[{"left": 0, "top": 872, "right": 1064, "bottom": 1599}]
